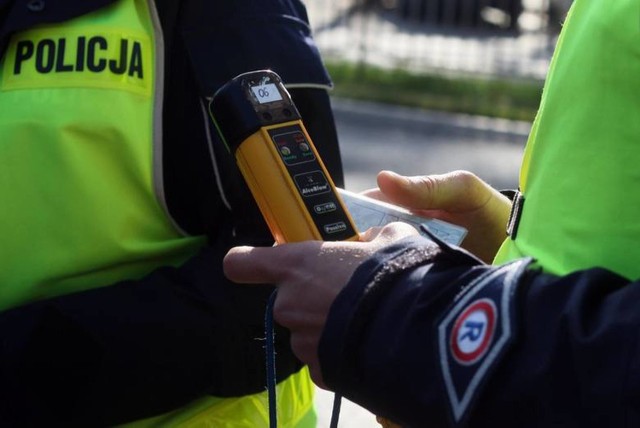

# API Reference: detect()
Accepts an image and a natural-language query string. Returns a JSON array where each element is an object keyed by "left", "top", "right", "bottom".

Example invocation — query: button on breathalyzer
[{"left": 209, "top": 70, "right": 359, "bottom": 244}]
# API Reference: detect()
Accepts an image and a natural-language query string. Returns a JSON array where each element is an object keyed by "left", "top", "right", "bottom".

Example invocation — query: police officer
[
  {"left": 224, "top": 0, "right": 640, "bottom": 426},
  {"left": 0, "top": 0, "right": 342, "bottom": 426}
]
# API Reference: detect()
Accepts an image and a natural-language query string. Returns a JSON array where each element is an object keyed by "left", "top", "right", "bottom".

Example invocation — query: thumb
[{"left": 376, "top": 170, "right": 486, "bottom": 213}]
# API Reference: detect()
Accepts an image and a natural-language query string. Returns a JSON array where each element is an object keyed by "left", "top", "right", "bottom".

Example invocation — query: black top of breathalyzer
[{"left": 209, "top": 70, "right": 302, "bottom": 153}]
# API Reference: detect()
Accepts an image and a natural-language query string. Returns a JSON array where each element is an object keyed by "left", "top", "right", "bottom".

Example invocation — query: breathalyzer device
[{"left": 209, "top": 70, "right": 359, "bottom": 244}]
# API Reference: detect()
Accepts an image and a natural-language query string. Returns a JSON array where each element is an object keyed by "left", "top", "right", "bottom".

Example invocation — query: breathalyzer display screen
[
  {"left": 267, "top": 124, "right": 357, "bottom": 241},
  {"left": 250, "top": 83, "right": 283, "bottom": 104}
]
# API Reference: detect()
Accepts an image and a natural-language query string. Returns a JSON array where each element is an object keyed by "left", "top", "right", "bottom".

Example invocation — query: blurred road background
[
  {"left": 303, "top": 0, "right": 568, "bottom": 425},
  {"left": 307, "top": 0, "right": 563, "bottom": 79},
  {"left": 334, "top": 97, "right": 529, "bottom": 192},
  {"left": 306, "top": 0, "right": 563, "bottom": 193}
]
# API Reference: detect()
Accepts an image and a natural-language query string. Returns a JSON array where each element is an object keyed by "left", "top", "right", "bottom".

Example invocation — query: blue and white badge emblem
[
  {"left": 438, "top": 259, "right": 530, "bottom": 424},
  {"left": 450, "top": 298, "right": 497, "bottom": 366}
]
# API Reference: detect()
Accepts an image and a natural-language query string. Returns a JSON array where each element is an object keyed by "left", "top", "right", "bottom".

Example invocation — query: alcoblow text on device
[{"left": 208, "top": 70, "right": 358, "bottom": 244}]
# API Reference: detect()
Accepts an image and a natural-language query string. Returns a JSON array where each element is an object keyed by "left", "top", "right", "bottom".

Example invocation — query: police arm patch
[{"left": 438, "top": 258, "right": 531, "bottom": 424}]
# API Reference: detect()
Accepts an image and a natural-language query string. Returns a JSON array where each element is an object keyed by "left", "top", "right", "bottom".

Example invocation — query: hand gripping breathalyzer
[{"left": 209, "top": 70, "right": 358, "bottom": 244}]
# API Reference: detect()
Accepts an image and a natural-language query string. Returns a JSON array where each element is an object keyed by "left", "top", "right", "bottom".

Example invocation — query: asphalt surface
[
  {"left": 313, "top": 98, "right": 532, "bottom": 427},
  {"left": 334, "top": 97, "right": 530, "bottom": 192}
]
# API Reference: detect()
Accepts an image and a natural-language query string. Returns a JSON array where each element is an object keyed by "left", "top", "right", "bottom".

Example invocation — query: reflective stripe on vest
[
  {"left": 494, "top": 0, "right": 640, "bottom": 279},
  {"left": 0, "top": 0, "right": 314, "bottom": 425}
]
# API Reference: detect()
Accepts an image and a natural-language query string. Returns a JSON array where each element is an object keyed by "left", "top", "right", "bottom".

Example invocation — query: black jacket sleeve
[
  {"left": 319, "top": 235, "right": 640, "bottom": 427},
  {"left": 0, "top": 241, "right": 301, "bottom": 427}
]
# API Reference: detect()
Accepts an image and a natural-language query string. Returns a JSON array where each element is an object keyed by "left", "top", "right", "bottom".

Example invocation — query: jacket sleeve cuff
[{"left": 317, "top": 234, "right": 525, "bottom": 426}]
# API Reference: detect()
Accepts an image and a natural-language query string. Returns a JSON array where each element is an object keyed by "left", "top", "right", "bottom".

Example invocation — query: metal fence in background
[{"left": 307, "top": 0, "right": 571, "bottom": 81}]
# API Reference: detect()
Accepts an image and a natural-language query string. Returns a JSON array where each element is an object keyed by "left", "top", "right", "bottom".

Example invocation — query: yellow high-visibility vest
[
  {"left": 494, "top": 0, "right": 640, "bottom": 280},
  {"left": 0, "top": 0, "right": 314, "bottom": 425}
]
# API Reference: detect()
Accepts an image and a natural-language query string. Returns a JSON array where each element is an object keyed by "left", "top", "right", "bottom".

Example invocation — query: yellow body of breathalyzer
[{"left": 209, "top": 70, "right": 358, "bottom": 244}]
